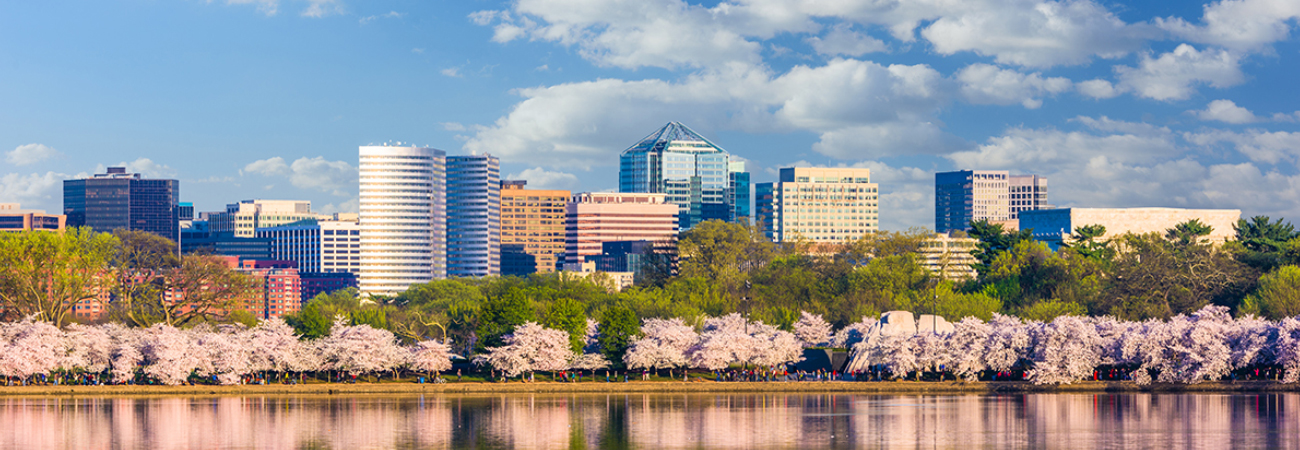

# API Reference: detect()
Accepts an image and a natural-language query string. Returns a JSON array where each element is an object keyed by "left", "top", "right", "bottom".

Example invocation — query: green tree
[
  {"left": 1102, "top": 232, "right": 1254, "bottom": 320},
  {"left": 968, "top": 219, "right": 1035, "bottom": 274},
  {"left": 0, "top": 228, "right": 119, "bottom": 327},
  {"left": 1234, "top": 216, "right": 1298, "bottom": 270},
  {"left": 1018, "top": 299, "right": 1087, "bottom": 322},
  {"left": 1166, "top": 219, "right": 1214, "bottom": 247},
  {"left": 157, "top": 254, "right": 260, "bottom": 327},
  {"left": 476, "top": 290, "right": 534, "bottom": 351},
  {"left": 1064, "top": 224, "right": 1114, "bottom": 262},
  {"left": 678, "top": 220, "right": 773, "bottom": 295},
  {"left": 1240, "top": 265, "right": 1300, "bottom": 319},
  {"left": 108, "top": 230, "right": 181, "bottom": 327},
  {"left": 543, "top": 297, "right": 587, "bottom": 352},
  {"left": 597, "top": 306, "right": 639, "bottom": 368},
  {"left": 286, "top": 288, "right": 362, "bottom": 338}
]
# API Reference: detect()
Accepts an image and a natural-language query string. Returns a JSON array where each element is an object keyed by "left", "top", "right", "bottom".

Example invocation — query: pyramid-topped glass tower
[{"left": 619, "top": 122, "right": 750, "bottom": 229}]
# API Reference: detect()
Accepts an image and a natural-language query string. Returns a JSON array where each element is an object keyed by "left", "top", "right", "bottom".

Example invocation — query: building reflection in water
[{"left": 0, "top": 392, "right": 1296, "bottom": 449}]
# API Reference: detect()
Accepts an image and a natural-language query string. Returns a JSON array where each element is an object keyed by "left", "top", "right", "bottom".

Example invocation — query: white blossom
[
  {"left": 1026, "top": 315, "right": 1103, "bottom": 385},
  {"left": 484, "top": 322, "right": 572, "bottom": 377},
  {"left": 792, "top": 311, "right": 832, "bottom": 348},
  {"left": 318, "top": 317, "right": 408, "bottom": 376},
  {"left": 624, "top": 318, "right": 697, "bottom": 371},
  {"left": 409, "top": 339, "right": 456, "bottom": 373}
]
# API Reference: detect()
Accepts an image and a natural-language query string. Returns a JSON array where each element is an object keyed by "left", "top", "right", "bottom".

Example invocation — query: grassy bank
[{"left": 2, "top": 380, "right": 1300, "bottom": 397}]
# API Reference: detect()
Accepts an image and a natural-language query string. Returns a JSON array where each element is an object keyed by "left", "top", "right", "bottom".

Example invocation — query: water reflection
[{"left": 0, "top": 392, "right": 1296, "bottom": 449}]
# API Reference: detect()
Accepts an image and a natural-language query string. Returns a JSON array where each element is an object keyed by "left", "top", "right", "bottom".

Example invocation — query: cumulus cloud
[
  {"left": 5, "top": 143, "right": 59, "bottom": 166},
  {"left": 1189, "top": 99, "right": 1260, "bottom": 124},
  {"left": 505, "top": 167, "right": 581, "bottom": 191},
  {"left": 1185, "top": 129, "right": 1300, "bottom": 165},
  {"left": 955, "top": 64, "right": 1072, "bottom": 108},
  {"left": 1115, "top": 44, "right": 1245, "bottom": 101},
  {"left": 464, "top": 59, "right": 958, "bottom": 169},
  {"left": 441, "top": 67, "right": 462, "bottom": 78},
  {"left": 0, "top": 172, "right": 67, "bottom": 212},
  {"left": 243, "top": 157, "right": 290, "bottom": 176},
  {"left": 920, "top": 0, "right": 1157, "bottom": 68},
  {"left": 1076, "top": 79, "right": 1120, "bottom": 99},
  {"left": 945, "top": 118, "right": 1300, "bottom": 219},
  {"left": 1157, "top": 0, "right": 1300, "bottom": 53},
  {"left": 242, "top": 156, "right": 357, "bottom": 196},
  {"left": 806, "top": 24, "right": 888, "bottom": 56},
  {"left": 92, "top": 158, "right": 177, "bottom": 179}
]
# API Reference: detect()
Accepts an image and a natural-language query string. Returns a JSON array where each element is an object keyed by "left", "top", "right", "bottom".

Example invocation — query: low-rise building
[
  {"left": 1019, "top": 207, "right": 1241, "bottom": 249},
  {"left": 918, "top": 232, "right": 978, "bottom": 279},
  {"left": 0, "top": 203, "right": 65, "bottom": 231},
  {"left": 560, "top": 261, "right": 636, "bottom": 292}
]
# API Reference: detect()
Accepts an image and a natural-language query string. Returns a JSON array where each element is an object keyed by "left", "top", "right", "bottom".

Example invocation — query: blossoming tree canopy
[{"left": 485, "top": 322, "right": 572, "bottom": 377}]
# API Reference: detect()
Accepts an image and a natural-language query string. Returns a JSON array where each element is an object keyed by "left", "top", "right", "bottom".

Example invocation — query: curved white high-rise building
[{"left": 359, "top": 145, "right": 446, "bottom": 296}]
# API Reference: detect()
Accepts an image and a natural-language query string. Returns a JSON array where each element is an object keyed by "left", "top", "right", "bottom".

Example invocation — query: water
[{"left": 0, "top": 392, "right": 1296, "bottom": 449}]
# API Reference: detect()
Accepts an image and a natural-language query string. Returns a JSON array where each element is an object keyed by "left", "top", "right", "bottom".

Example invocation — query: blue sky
[{"left": 3, "top": 0, "right": 1299, "bottom": 230}]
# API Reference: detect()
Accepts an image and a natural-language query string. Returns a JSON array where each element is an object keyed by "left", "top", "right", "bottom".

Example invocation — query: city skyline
[{"left": 3, "top": 1, "right": 1300, "bottom": 231}]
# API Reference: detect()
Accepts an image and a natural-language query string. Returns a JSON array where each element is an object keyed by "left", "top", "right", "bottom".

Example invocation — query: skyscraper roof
[{"left": 622, "top": 122, "right": 728, "bottom": 155}]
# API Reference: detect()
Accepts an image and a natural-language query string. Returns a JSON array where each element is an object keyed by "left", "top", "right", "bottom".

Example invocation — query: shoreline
[{"left": 2, "top": 380, "right": 1299, "bottom": 396}]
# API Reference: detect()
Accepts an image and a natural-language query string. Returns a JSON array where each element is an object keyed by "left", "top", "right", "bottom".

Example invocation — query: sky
[{"left": 2, "top": 0, "right": 1299, "bottom": 231}]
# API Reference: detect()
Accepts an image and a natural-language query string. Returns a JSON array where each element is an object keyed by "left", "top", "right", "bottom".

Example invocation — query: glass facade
[
  {"left": 446, "top": 154, "right": 501, "bottom": 278},
  {"left": 63, "top": 168, "right": 179, "bottom": 240},
  {"left": 359, "top": 146, "right": 446, "bottom": 296},
  {"left": 935, "top": 170, "right": 1048, "bottom": 233},
  {"left": 618, "top": 122, "right": 749, "bottom": 230}
]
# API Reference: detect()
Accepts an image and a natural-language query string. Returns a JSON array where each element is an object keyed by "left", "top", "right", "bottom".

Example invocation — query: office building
[
  {"left": 359, "top": 145, "right": 446, "bottom": 296},
  {"left": 499, "top": 180, "right": 569, "bottom": 276},
  {"left": 237, "top": 260, "right": 301, "bottom": 320},
  {"left": 0, "top": 203, "right": 65, "bottom": 231},
  {"left": 180, "top": 233, "right": 273, "bottom": 260},
  {"left": 208, "top": 200, "right": 329, "bottom": 237},
  {"left": 63, "top": 167, "right": 179, "bottom": 240},
  {"left": 564, "top": 192, "right": 678, "bottom": 266},
  {"left": 300, "top": 272, "right": 359, "bottom": 301},
  {"left": 446, "top": 154, "right": 501, "bottom": 278},
  {"left": 256, "top": 218, "right": 361, "bottom": 275},
  {"left": 919, "top": 232, "right": 979, "bottom": 279},
  {"left": 618, "top": 122, "right": 749, "bottom": 229},
  {"left": 756, "top": 167, "right": 879, "bottom": 242},
  {"left": 935, "top": 170, "right": 1049, "bottom": 233},
  {"left": 727, "top": 162, "right": 751, "bottom": 224},
  {"left": 1019, "top": 207, "right": 1241, "bottom": 249}
]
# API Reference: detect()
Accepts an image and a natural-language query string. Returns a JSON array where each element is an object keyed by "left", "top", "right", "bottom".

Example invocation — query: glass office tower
[
  {"left": 63, "top": 167, "right": 179, "bottom": 240},
  {"left": 618, "top": 122, "right": 749, "bottom": 230},
  {"left": 359, "top": 145, "right": 446, "bottom": 296},
  {"left": 446, "top": 154, "right": 501, "bottom": 278}
]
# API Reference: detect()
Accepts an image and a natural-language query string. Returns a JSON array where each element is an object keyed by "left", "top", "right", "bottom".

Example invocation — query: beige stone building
[
  {"left": 756, "top": 167, "right": 879, "bottom": 242},
  {"left": 0, "top": 203, "right": 65, "bottom": 231},
  {"left": 209, "top": 199, "right": 332, "bottom": 237},
  {"left": 1019, "top": 207, "right": 1241, "bottom": 249},
  {"left": 919, "top": 232, "right": 978, "bottom": 279}
]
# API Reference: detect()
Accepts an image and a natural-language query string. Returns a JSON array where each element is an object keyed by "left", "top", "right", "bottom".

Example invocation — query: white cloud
[
  {"left": 505, "top": 167, "right": 581, "bottom": 191},
  {"left": 93, "top": 158, "right": 177, "bottom": 179},
  {"left": 919, "top": 0, "right": 1157, "bottom": 68},
  {"left": 1076, "top": 79, "right": 1119, "bottom": 99},
  {"left": 441, "top": 122, "right": 467, "bottom": 132},
  {"left": 441, "top": 67, "right": 462, "bottom": 78},
  {"left": 1115, "top": 44, "right": 1245, "bottom": 101},
  {"left": 317, "top": 197, "right": 360, "bottom": 214},
  {"left": 1185, "top": 129, "right": 1300, "bottom": 165},
  {"left": 1157, "top": 0, "right": 1300, "bottom": 52},
  {"left": 359, "top": 11, "right": 401, "bottom": 24},
  {"left": 463, "top": 59, "right": 957, "bottom": 168},
  {"left": 955, "top": 64, "right": 1072, "bottom": 109},
  {"left": 5, "top": 143, "right": 59, "bottom": 166},
  {"left": 948, "top": 117, "right": 1178, "bottom": 170},
  {"left": 0, "top": 171, "right": 67, "bottom": 213},
  {"left": 1189, "top": 99, "right": 1260, "bottom": 124},
  {"left": 289, "top": 157, "right": 357, "bottom": 196},
  {"left": 242, "top": 156, "right": 357, "bottom": 196},
  {"left": 243, "top": 157, "right": 290, "bottom": 176},
  {"left": 806, "top": 24, "right": 888, "bottom": 56}
]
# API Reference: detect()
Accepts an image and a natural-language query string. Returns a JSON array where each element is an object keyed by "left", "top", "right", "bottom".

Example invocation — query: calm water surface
[{"left": 0, "top": 392, "right": 1296, "bottom": 449}]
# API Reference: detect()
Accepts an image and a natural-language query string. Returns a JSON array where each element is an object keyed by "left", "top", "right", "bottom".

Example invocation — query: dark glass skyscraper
[
  {"left": 63, "top": 167, "right": 179, "bottom": 240},
  {"left": 446, "top": 154, "right": 501, "bottom": 277},
  {"left": 618, "top": 122, "right": 750, "bottom": 230}
]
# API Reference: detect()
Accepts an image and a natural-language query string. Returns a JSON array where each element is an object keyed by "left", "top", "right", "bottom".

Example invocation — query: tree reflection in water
[{"left": 0, "top": 393, "right": 1296, "bottom": 449}]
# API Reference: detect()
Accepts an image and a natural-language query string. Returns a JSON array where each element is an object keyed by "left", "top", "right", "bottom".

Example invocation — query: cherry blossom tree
[
  {"left": 792, "top": 311, "right": 832, "bottom": 348},
  {"left": 875, "top": 334, "right": 919, "bottom": 380},
  {"left": 946, "top": 317, "right": 991, "bottom": 381},
  {"left": 0, "top": 319, "right": 64, "bottom": 383},
  {"left": 1275, "top": 317, "right": 1300, "bottom": 383},
  {"left": 138, "top": 324, "right": 207, "bottom": 385},
  {"left": 984, "top": 314, "right": 1032, "bottom": 373},
  {"left": 1026, "top": 315, "right": 1103, "bottom": 385},
  {"left": 63, "top": 323, "right": 114, "bottom": 375},
  {"left": 688, "top": 314, "right": 754, "bottom": 370},
  {"left": 747, "top": 322, "right": 804, "bottom": 368},
  {"left": 569, "top": 353, "right": 611, "bottom": 371},
  {"left": 1123, "top": 306, "right": 1234, "bottom": 385},
  {"left": 109, "top": 325, "right": 143, "bottom": 384},
  {"left": 484, "top": 322, "right": 572, "bottom": 378},
  {"left": 318, "top": 317, "right": 408, "bottom": 377},
  {"left": 246, "top": 318, "right": 305, "bottom": 375},
  {"left": 1227, "top": 315, "right": 1277, "bottom": 371},
  {"left": 409, "top": 339, "right": 456, "bottom": 374},
  {"left": 624, "top": 318, "right": 697, "bottom": 371},
  {"left": 195, "top": 326, "right": 252, "bottom": 385}
]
